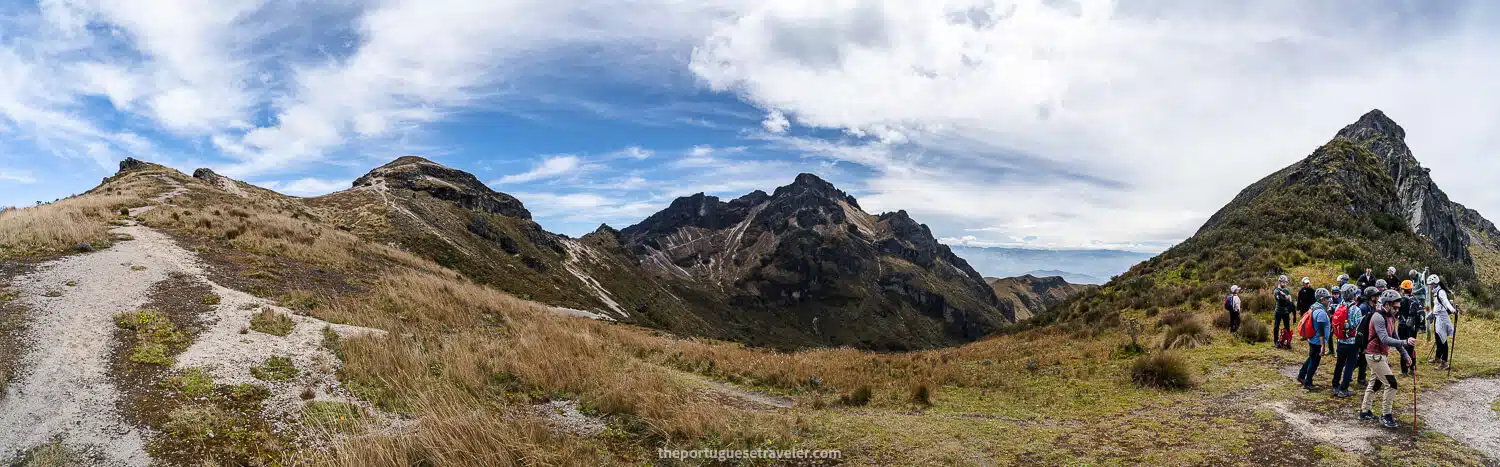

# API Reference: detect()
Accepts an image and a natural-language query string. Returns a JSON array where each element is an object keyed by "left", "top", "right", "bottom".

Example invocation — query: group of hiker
[{"left": 1225, "top": 267, "right": 1461, "bottom": 429}]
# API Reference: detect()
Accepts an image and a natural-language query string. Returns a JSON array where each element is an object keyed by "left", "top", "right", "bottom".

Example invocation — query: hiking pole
[
  {"left": 1448, "top": 311, "right": 1457, "bottom": 378},
  {"left": 1412, "top": 355, "right": 1418, "bottom": 436}
]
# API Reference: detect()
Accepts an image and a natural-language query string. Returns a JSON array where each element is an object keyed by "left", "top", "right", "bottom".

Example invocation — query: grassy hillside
[
  {"left": 5, "top": 162, "right": 1500, "bottom": 466},
  {"left": 1043, "top": 137, "right": 1486, "bottom": 330}
]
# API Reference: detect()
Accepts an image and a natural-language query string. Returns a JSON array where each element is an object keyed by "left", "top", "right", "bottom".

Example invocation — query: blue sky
[{"left": 4, "top": 0, "right": 1500, "bottom": 252}]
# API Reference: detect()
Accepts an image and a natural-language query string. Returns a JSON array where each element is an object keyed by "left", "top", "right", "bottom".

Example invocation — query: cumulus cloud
[
  {"left": 492, "top": 155, "right": 582, "bottom": 185},
  {"left": 761, "top": 109, "right": 789, "bottom": 133},
  {"left": 690, "top": 0, "right": 1500, "bottom": 250}
]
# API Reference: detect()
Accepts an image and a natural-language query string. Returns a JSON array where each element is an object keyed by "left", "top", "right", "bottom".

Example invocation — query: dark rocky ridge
[
  {"left": 608, "top": 173, "right": 1010, "bottom": 350},
  {"left": 353, "top": 156, "right": 532, "bottom": 219}
]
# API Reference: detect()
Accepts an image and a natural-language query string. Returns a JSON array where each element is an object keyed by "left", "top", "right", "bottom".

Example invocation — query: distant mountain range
[{"left": 948, "top": 246, "right": 1155, "bottom": 285}]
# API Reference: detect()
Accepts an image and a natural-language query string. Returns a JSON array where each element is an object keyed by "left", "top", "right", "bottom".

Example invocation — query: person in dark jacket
[
  {"left": 1273, "top": 275, "right": 1295, "bottom": 348},
  {"left": 1297, "top": 277, "right": 1317, "bottom": 316},
  {"left": 1358, "top": 268, "right": 1376, "bottom": 290},
  {"left": 1384, "top": 267, "right": 1401, "bottom": 292}
]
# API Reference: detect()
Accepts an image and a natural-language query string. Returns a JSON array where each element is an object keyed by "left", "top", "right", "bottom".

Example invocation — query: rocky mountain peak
[
  {"left": 773, "top": 173, "right": 861, "bottom": 210},
  {"left": 353, "top": 156, "right": 531, "bottom": 219},
  {"left": 1336, "top": 109, "right": 1406, "bottom": 142}
]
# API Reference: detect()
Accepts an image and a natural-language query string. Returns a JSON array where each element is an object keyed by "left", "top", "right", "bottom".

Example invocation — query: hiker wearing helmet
[
  {"left": 1358, "top": 268, "right": 1376, "bottom": 290},
  {"left": 1225, "top": 285, "right": 1243, "bottom": 333},
  {"left": 1397, "top": 281, "right": 1422, "bottom": 375},
  {"left": 1330, "top": 285, "right": 1364, "bottom": 397},
  {"left": 1296, "top": 288, "right": 1333, "bottom": 391},
  {"left": 1410, "top": 269, "right": 1429, "bottom": 336},
  {"left": 1296, "top": 277, "right": 1316, "bottom": 318},
  {"left": 1384, "top": 267, "right": 1400, "bottom": 291},
  {"left": 1428, "top": 275, "right": 1458, "bottom": 370},
  {"left": 1359, "top": 290, "right": 1416, "bottom": 428},
  {"left": 1273, "top": 276, "right": 1295, "bottom": 348},
  {"left": 1375, "top": 279, "right": 1388, "bottom": 294}
]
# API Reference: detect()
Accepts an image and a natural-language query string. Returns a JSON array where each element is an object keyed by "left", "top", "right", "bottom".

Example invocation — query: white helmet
[
  {"left": 1278, "top": 275, "right": 1289, "bottom": 283},
  {"left": 1230, "top": 285, "right": 1241, "bottom": 293},
  {"left": 1427, "top": 275, "right": 1441, "bottom": 286},
  {"left": 1301, "top": 277, "right": 1311, "bottom": 285},
  {"left": 1388, "top": 266, "right": 1397, "bottom": 275}
]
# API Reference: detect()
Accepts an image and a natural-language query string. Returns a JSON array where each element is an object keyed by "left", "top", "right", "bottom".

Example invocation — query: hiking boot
[
  {"left": 1337, "top": 389, "right": 1354, "bottom": 398},
  {"left": 1382, "top": 414, "right": 1399, "bottom": 428},
  {"left": 1439, "top": 362, "right": 1451, "bottom": 371},
  {"left": 1302, "top": 383, "right": 1316, "bottom": 392},
  {"left": 1359, "top": 411, "right": 1375, "bottom": 421},
  {"left": 1357, "top": 379, "right": 1367, "bottom": 387}
]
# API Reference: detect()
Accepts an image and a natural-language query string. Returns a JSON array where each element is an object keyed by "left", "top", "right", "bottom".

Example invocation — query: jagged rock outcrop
[
  {"left": 1332, "top": 110, "right": 1472, "bottom": 266},
  {"left": 353, "top": 156, "right": 531, "bottom": 219},
  {"left": 610, "top": 173, "right": 1009, "bottom": 350}
]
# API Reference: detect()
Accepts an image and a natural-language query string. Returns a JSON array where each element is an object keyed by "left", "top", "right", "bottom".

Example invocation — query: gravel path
[
  {"left": 0, "top": 223, "right": 180, "bottom": 465},
  {"left": 1422, "top": 377, "right": 1500, "bottom": 459}
]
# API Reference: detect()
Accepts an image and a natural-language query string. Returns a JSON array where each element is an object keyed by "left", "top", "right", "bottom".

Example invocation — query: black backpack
[{"left": 1353, "top": 308, "right": 1377, "bottom": 351}]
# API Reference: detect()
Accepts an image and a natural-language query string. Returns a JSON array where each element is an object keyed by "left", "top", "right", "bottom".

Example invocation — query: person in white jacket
[{"left": 1428, "top": 275, "right": 1458, "bottom": 370}]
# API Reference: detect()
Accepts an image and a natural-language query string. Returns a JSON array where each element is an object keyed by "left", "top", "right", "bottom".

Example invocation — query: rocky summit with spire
[{"left": 1048, "top": 109, "right": 1499, "bottom": 326}]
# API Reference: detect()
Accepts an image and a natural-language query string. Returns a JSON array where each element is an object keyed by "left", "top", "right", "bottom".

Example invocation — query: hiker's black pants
[
  {"left": 1332, "top": 342, "right": 1362, "bottom": 391},
  {"left": 1229, "top": 311, "right": 1241, "bottom": 333},
  {"left": 1273, "top": 312, "right": 1291, "bottom": 344},
  {"left": 1436, "top": 339, "right": 1449, "bottom": 362},
  {"left": 1298, "top": 342, "right": 1323, "bottom": 385}
]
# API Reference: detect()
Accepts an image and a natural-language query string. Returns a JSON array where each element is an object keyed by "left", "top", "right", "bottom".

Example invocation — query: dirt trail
[
  {"left": 2, "top": 180, "right": 387, "bottom": 464},
  {"left": 0, "top": 223, "right": 173, "bottom": 465},
  {"left": 1422, "top": 377, "right": 1500, "bottom": 458}
]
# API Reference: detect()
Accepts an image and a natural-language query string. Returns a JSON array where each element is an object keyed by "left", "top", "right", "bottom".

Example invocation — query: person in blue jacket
[{"left": 1296, "top": 288, "right": 1333, "bottom": 391}]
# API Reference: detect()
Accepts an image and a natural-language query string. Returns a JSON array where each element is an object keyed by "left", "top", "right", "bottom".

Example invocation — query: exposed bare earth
[
  {"left": 1423, "top": 377, "right": 1500, "bottom": 459},
  {"left": 0, "top": 182, "right": 389, "bottom": 465}
]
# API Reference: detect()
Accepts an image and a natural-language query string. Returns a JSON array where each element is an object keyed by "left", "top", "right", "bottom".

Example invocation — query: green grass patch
[
  {"left": 200, "top": 294, "right": 220, "bottom": 306},
  {"left": 249, "top": 309, "right": 295, "bottom": 336},
  {"left": 166, "top": 368, "right": 215, "bottom": 398},
  {"left": 7, "top": 439, "right": 79, "bottom": 467},
  {"left": 250, "top": 356, "right": 298, "bottom": 381},
  {"left": 113, "top": 308, "right": 189, "bottom": 366}
]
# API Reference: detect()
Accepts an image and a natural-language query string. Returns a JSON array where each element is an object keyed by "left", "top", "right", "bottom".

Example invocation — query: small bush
[
  {"left": 1212, "top": 311, "right": 1232, "bottom": 330},
  {"left": 1157, "top": 309, "right": 1192, "bottom": 328},
  {"left": 1163, "top": 319, "right": 1213, "bottom": 349},
  {"left": 1131, "top": 351, "right": 1195, "bottom": 390},
  {"left": 1237, "top": 318, "right": 1271, "bottom": 343},
  {"left": 303, "top": 401, "right": 365, "bottom": 434},
  {"left": 201, "top": 295, "right": 221, "bottom": 306},
  {"left": 840, "top": 385, "right": 873, "bottom": 407},
  {"left": 911, "top": 384, "right": 932, "bottom": 406},
  {"left": 250, "top": 356, "right": 298, "bottom": 381},
  {"left": 250, "top": 309, "right": 295, "bottom": 337}
]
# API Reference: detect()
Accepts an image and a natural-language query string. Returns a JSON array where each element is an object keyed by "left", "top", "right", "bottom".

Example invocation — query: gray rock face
[
  {"left": 353, "top": 156, "right": 532, "bottom": 219},
  {"left": 1457, "top": 203, "right": 1500, "bottom": 250},
  {"left": 1334, "top": 110, "right": 1473, "bottom": 266}
]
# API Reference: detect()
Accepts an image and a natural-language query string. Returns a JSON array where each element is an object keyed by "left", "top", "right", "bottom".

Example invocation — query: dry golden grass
[
  {"left": 318, "top": 272, "right": 801, "bottom": 461},
  {"left": 0, "top": 194, "right": 144, "bottom": 258}
]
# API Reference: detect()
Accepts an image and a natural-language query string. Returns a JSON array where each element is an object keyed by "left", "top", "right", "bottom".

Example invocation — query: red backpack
[
  {"left": 1298, "top": 310, "right": 1317, "bottom": 340},
  {"left": 1330, "top": 304, "right": 1350, "bottom": 340}
]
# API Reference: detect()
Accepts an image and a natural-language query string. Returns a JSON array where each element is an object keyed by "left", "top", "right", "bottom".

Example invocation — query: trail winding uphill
[
  {"left": 1, "top": 183, "right": 386, "bottom": 465},
  {"left": 1422, "top": 377, "right": 1500, "bottom": 459},
  {"left": 0, "top": 223, "right": 171, "bottom": 465}
]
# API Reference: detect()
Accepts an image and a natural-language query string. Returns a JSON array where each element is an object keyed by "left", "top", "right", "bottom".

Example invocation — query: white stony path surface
[
  {"left": 2, "top": 179, "right": 388, "bottom": 464},
  {"left": 0, "top": 223, "right": 175, "bottom": 465},
  {"left": 1422, "top": 377, "right": 1500, "bottom": 459}
]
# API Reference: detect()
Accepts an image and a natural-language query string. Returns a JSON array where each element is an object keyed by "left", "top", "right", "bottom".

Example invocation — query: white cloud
[
  {"left": 492, "top": 155, "right": 582, "bottom": 185},
  {"left": 690, "top": 0, "right": 1500, "bottom": 248},
  {"left": 0, "top": 169, "right": 37, "bottom": 184},
  {"left": 613, "top": 146, "right": 654, "bottom": 160},
  {"left": 761, "top": 109, "right": 789, "bottom": 133},
  {"left": 258, "top": 177, "right": 348, "bottom": 197}
]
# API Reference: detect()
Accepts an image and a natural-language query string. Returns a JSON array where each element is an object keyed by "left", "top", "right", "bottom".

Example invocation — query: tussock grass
[
  {"left": 1163, "top": 319, "right": 1213, "bottom": 349},
  {"left": 250, "top": 356, "right": 298, "bottom": 381},
  {"left": 1130, "top": 352, "right": 1195, "bottom": 390},
  {"left": 0, "top": 195, "right": 144, "bottom": 259},
  {"left": 1237, "top": 317, "right": 1271, "bottom": 343},
  {"left": 250, "top": 309, "right": 295, "bottom": 336}
]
